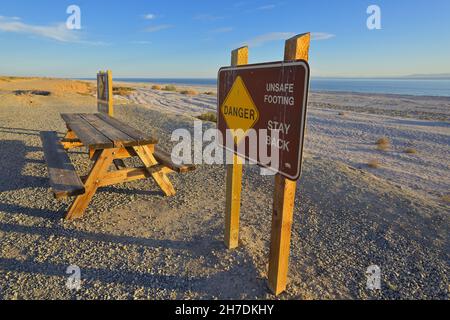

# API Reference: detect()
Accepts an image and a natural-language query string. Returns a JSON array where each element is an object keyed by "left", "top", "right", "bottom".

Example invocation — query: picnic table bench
[{"left": 40, "top": 113, "right": 195, "bottom": 220}]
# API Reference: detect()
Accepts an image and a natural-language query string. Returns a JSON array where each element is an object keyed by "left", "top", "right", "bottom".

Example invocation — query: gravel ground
[{"left": 0, "top": 89, "right": 448, "bottom": 299}]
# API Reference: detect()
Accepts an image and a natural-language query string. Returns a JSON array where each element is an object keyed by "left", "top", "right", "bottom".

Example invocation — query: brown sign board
[
  {"left": 217, "top": 60, "right": 310, "bottom": 180},
  {"left": 97, "top": 71, "right": 112, "bottom": 115}
]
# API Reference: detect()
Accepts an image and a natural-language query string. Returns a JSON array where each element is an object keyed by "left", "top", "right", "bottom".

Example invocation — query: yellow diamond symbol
[{"left": 221, "top": 76, "right": 259, "bottom": 144}]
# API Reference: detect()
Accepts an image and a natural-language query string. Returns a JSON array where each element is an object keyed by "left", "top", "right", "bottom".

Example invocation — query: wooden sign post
[
  {"left": 97, "top": 70, "right": 113, "bottom": 117},
  {"left": 224, "top": 46, "right": 248, "bottom": 249},
  {"left": 268, "top": 33, "right": 310, "bottom": 295},
  {"left": 220, "top": 33, "right": 311, "bottom": 295}
]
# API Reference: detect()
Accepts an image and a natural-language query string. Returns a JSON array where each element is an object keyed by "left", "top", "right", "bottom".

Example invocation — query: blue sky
[{"left": 0, "top": 0, "right": 449, "bottom": 78}]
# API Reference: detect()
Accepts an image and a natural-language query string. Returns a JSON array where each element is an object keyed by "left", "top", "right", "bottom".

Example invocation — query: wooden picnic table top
[{"left": 61, "top": 113, "right": 158, "bottom": 149}]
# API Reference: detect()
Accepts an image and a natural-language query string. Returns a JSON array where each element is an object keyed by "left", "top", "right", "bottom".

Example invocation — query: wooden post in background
[
  {"left": 97, "top": 70, "right": 114, "bottom": 117},
  {"left": 107, "top": 70, "right": 113, "bottom": 117},
  {"left": 268, "top": 33, "right": 310, "bottom": 295},
  {"left": 224, "top": 46, "right": 248, "bottom": 249}
]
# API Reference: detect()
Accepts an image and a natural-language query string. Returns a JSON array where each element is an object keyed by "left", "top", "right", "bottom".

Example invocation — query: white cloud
[
  {"left": 311, "top": 32, "right": 335, "bottom": 40},
  {"left": 0, "top": 15, "right": 109, "bottom": 45},
  {"left": 243, "top": 32, "right": 335, "bottom": 47},
  {"left": 0, "top": 16, "right": 79, "bottom": 42},
  {"left": 145, "top": 24, "right": 173, "bottom": 32},
  {"left": 143, "top": 14, "right": 156, "bottom": 20},
  {"left": 211, "top": 27, "right": 233, "bottom": 33},
  {"left": 257, "top": 4, "right": 276, "bottom": 10}
]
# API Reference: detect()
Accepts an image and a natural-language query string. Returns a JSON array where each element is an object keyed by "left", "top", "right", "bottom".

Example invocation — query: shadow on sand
[{"left": 0, "top": 135, "right": 264, "bottom": 298}]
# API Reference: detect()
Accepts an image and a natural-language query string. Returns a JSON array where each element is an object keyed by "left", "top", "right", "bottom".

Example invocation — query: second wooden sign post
[{"left": 220, "top": 32, "right": 311, "bottom": 295}]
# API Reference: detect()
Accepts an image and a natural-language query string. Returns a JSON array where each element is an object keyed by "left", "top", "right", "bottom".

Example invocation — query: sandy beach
[
  {"left": 123, "top": 80, "right": 450, "bottom": 202},
  {"left": 0, "top": 76, "right": 448, "bottom": 299}
]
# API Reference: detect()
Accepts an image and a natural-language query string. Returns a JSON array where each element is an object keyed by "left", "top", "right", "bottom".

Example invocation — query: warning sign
[
  {"left": 217, "top": 60, "right": 310, "bottom": 180},
  {"left": 220, "top": 76, "right": 259, "bottom": 144}
]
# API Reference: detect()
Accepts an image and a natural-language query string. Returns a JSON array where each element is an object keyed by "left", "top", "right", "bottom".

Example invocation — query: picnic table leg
[
  {"left": 66, "top": 148, "right": 118, "bottom": 220},
  {"left": 133, "top": 145, "right": 176, "bottom": 197},
  {"left": 61, "top": 130, "right": 84, "bottom": 150},
  {"left": 64, "top": 130, "right": 77, "bottom": 140}
]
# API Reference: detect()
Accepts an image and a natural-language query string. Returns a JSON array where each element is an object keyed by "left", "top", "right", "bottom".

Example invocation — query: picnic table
[{"left": 40, "top": 113, "right": 195, "bottom": 220}]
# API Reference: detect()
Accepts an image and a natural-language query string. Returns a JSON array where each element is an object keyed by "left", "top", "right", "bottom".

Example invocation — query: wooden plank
[
  {"left": 107, "top": 70, "right": 114, "bottom": 117},
  {"left": 79, "top": 113, "right": 135, "bottom": 147},
  {"left": 82, "top": 166, "right": 173, "bottom": 187},
  {"left": 89, "top": 147, "right": 140, "bottom": 161},
  {"left": 40, "top": 131, "right": 85, "bottom": 199},
  {"left": 134, "top": 145, "right": 176, "bottom": 196},
  {"left": 96, "top": 113, "right": 158, "bottom": 145},
  {"left": 61, "top": 113, "right": 113, "bottom": 149},
  {"left": 268, "top": 32, "right": 310, "bottom": 296},
  {"left": 64, "top": 130, "right": 78, "bottom": 140},
  {"left": 154, "top": 148, "right": 196, "bottom": 173},
  {"left": 66, "top": 148, "right": 118, "bottom": 220},
  {"left": 284, "top": 32, "right": 310, "bottom": 62},
  {"left": 231, "top": 46, "right": 249, "bottom": 67},
  {"left": 61, "top": 129, "right": 83, "bottom": 150},
  {"left": 224, "top": 46, "right": 248, "bottom": 249},
  {"left": 224, "top": 155, "right": 243, "bottom": 249},
  {"left": 97, "top": 167, "right": 150, "bottom": 187},
  {"left": 146, "top": 164, "right": 173, "bottom": 175},
  {"left": 268, "top": 174, "right": 297, "bottom": 295},
  {"left": 61, "top": 138, "right": 84, "bottom": 150},
  {"left": 115, "top": 147, "right": 138, "bottom": 159}
]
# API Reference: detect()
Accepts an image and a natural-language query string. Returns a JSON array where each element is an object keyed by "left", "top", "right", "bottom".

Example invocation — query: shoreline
[
  {"left": 4, "top": 75, "right": 450, "bottom": 98},
  {"left": 116, "top": 79, "right": 450, "bottom": 98}
]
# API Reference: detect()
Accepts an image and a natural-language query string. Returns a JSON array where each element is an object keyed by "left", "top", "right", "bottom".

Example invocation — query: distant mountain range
[{"left": 402, "top": 73, "right": 450, "bottom": 80}]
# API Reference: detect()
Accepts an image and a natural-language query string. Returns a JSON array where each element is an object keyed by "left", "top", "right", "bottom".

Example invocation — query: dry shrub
[
  {"left": 180, "top": 90, "right": 198, "bottom": 96},
  {"left": 0, "top": 76, "right": 29, "bottom": 82},
  {"left": 404, "top": 148, "right": 417, "bottom": 154},
  {"left": 197, "top": 112, "right": 217, "bottom": 123},
  {"left": 162, "top": 85, "right": 177, "bottom": 91},
  {"left": 442, "top": 194, "right": 450, "bottom": 203},
  {"left": 368, "top": 159, "right": 381, "bottom": 168},
  {"left": 338, "top": 112, "right": 346, "bottom": 116},
  {"left": 203, "top": 91, "right": 215, "bottom": 96},
  {"left": 377, "top": 137, "right": 390, "bottom": 145},
  {"left": 55, "top": 80, "right": 92, "bottom": 95},
  {"left": 376, "top": 137, "right": 390, "bottom": 151},
  {"left": 113, "top": 86, "right": 135, "bottom": 96},
  {"left": 151, "top": 85, "right": 162, "bottom": 90}
]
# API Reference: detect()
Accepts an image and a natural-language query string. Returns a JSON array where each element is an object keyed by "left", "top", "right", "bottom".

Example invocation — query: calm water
[
  {"left": 311, "top": 78, "right": 450, "bottom": 97},
  {"left": 114, "top": 78, "right": 450, "bottom": 97}
]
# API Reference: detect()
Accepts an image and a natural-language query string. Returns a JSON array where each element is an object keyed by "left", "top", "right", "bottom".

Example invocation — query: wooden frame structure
[
  {"left": 223, "top": 33, "right": 311, "bottom": 295},
  {"left": 41, "top": 113, "right": 194, "bottom": 220}
]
